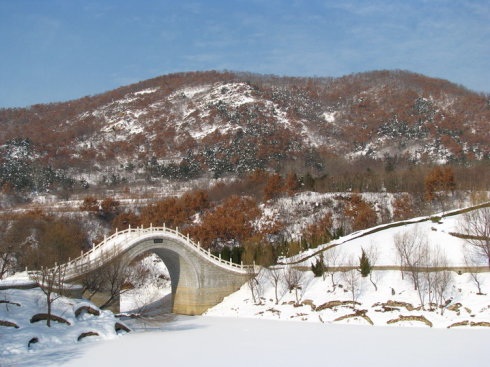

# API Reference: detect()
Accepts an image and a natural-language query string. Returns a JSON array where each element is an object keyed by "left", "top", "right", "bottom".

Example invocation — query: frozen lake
[{"left": 4, "top": 315, "right": 489, "bottom": 367}]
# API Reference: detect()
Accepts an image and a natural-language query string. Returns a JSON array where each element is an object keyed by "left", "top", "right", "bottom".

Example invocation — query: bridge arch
[{"left": 60, "top": 226, "right": 252, "bottom": 315}]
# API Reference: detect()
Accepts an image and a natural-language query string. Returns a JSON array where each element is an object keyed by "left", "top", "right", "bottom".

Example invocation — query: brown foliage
[
  {"left": 263, "top": 173, "right": 284, "bottom": 201},
  {"left": 80, "top": 197, "right": 98, "bottom": 212},
  {"left": 285, "top": 172, "right": 300, "bottom": 196},
  {"left": 140, "top": 190, "right": 209, "bottom": 228},
  {"left": 303, "top": 212, "right": 333, "bottom": 247},
  {"left": 188, "top": 195, "right": 261, "bottom": 247},
  {"left": 424, "top": 166, "right": 456, "bottom": 202},
  {"left": 100, "top": 197, "right": 120, "bottom": 215},
  {"left": 392, "top": 194, "right": 415, "bottom": 221},
  {"left": 344, "top": 194, "right": 378, "bottom": 231},
  {"left": 111, "top": 211, "right": 141, "bottom": 231}
]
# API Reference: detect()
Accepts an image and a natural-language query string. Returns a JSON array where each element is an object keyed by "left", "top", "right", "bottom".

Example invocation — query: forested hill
[{"left": 0, "top": 70, "right": 489, "bottom": 193}]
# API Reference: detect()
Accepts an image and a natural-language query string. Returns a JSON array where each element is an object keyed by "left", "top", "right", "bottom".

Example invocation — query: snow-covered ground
[
  {"left": 0, "top": 287, "right": 129, "bottom": 364},
  {"left": 8, "top": 316, "right": 490, "bottom": 367},
  {"left": 206, "top": 269, "right": 490, "bottom": 328},
  {"left": 288, "top": 205, "right": 489, "bottom": 267},
  {"left": 207, "top": 207, "right": 490, "bottom": 327},
  {"left": 120, "top": 253, "right": 172, "bottom": 314},
  {"left": 2, "top": 206, "right": 489, "bottom": 366}
]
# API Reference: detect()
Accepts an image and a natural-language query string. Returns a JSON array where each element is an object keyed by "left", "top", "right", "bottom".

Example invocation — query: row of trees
[{"left": 245, "top": 205, "right": 489, "bottom": 311}]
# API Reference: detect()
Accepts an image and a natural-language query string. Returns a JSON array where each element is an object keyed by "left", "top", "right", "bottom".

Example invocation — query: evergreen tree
[
  {"left": 359, "top": 248, "right": 372, "bottom": 277},
  {"left": 311, "top": 254, "right": 325, "bottom": 277}
]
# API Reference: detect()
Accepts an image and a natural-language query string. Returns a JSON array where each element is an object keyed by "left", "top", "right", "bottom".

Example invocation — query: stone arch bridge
[{"left": 57, "top": 226, "right": 253, "bottom": 315}]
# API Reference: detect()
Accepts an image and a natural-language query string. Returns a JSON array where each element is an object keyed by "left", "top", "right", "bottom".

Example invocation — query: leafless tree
[
  {"left": 80, "top": 254, "right": 135, "bottom": 310},
  {"left": 266, "top": 266, "right": 283, "bottom": 304},
  {"left": 32, "top": 263, "right": 67, "bottom": 327},
  {"left": 365, "top": 243, "right": 379, "bottom": 291},
  {"left": 283, "top": 265, "right": 304, "bottom": 305},
  {"left": 394, "top": 226, "right": 427, "bottom": 291},
  {"left": 97, "top": 257, "right": 135, "bottom": 310},
  {"left": 342, "top": 256, "right": 361, "bottom": 304},
  {"left": 324, "top": 245, "right": 343, "bottom": 288},
  {"left": 81, "top": 268, "right": 106, "bottom": 300},
  {"left": 420, "top": 245, "right": 451, "bottom": 313},
  {"left": 464, "top": 250, "right": 484, "bottom": 295},
  {"left": 459, "top": 207, "right": 490, "bottom": 268},
  {"left": 0, "top": 221, "right": 22, "bottom": 279},
  {"left": 246, "top": 266, "right": 263, "bottom": 305}
]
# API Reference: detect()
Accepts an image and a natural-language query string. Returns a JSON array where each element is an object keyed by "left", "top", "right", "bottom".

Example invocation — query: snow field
[
  {"left": 46, "top": 316, "right": 490, "bottom": 367},
  {"left": 0, "top": 287, "right": 127, "bottom": 358}
]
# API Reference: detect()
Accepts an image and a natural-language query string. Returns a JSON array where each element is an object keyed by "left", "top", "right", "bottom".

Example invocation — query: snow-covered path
[{"left": 7, "top": 315, "right": 488, "bottom": 367}]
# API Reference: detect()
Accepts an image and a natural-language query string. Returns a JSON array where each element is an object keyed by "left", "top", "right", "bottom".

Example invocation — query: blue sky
[{"left": 0, "top": 0, "right": 489, "bottom": 108}]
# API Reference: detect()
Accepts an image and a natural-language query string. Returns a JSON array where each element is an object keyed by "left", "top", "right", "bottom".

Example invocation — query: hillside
[
  {"left": 207, "top": 206, "right": 490, "bottom": 328},
  {"left": 1, "top": 70, "right": 489, "bottom": 194}
]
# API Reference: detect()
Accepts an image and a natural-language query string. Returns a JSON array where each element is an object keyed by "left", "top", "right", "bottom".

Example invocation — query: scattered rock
[
  {"left": 387, "top": 315, "right": 432, "bottom": 327},
  {"left": 74, "top": 305, "right": 101, "bottom": 318},
  {"left": 0, "top": 300, "right": 21, "bottom": 307},
  {"left": 447, "top": 320, "right": 470, "bottom": 328},
  {"left": 469, "top": 321, "right": 490, "bottom": 327},
  {"left": 77, "top": 331, "right": 100, "bottom": 341},
  {"left": 334, "top": 310, "right": 374, "bottom": 325},
  {"left": 316, "top": 300, "right": 360, "bottom": 311},
  {"left": 447, "top": 321, "right": 490, "bottom": 328},
  {"left": 302, "top": 299, "right": 316, "bottom": 311},
  {"left": 28, "top": 337, "right": 39, "bottom": 348},
  {"left": 266, "top": 308, "right": 281, "bottom": 315},
  {"left": 376, "top": 300, "right": 419, "bottom": 312},
  {"left": 115, "top": 322, "right": 131, "bottom": 333},
  {"left": 0, "top": 319, "right": 19, "bottom": 328},
  {"left": 290, "top": 313, "right": 308, "bottom": 319},
  {"left": 374, "top": 306, "right": 399, "bottom": 313},
  {"left": 30, "top": 313, "right": 71, "bottom": 325}
]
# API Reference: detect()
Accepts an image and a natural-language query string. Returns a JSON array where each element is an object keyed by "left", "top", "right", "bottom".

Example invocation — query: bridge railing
[{"left": 48, "top": 225, "right": 253, "bottom": 279}]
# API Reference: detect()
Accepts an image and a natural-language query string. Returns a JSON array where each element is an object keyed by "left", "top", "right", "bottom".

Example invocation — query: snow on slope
[
  {"left": 206, "top": 268, "right": 490, "bottom": 328},
  {"left": 0, "top": 286, "right": 128, "bottom": 359},
  {"left": 207, "top": 207, "right": 490, "bottom": 328},
  {"left": 288, "top": 206, "right": 488, "bottom": 267}
]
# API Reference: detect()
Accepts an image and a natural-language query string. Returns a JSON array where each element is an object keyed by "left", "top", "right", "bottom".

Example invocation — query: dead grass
[
  {"left": 74, "top": 305, "right": 101, "bottom": 318},
  {"left": 77, "top": 331, "right": 99, "bottom": 341},
  {"left": 0, "top": 319, "right": 19, "bottom": 328},
  {"left": 30, "top": 313, "right": 71, "bottom": 325},
  {"left": 387, "top": 315, "right": 433, "bottom": 327},
  {"left": 447, "top": 320, "right": 490, "bottom": 328},
  {"left": 334, "top": 310, "right": 374, "bottom": 325},
  {"left": 316, "top": 300, "right": 361, "bottom": 311}
]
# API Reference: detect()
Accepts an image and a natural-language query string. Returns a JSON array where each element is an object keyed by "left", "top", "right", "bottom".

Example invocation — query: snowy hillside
[
  {"left": 1, "top": 70, "right": 489, "bottom": 194},
  {"left": 206, "top": 207, "right": 490, "bottom": 328},
  {"left": 0, "top": 285, "right": 129, "bottom": 358}
]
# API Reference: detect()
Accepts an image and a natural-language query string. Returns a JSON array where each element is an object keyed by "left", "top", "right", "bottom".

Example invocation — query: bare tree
[
  {"left": 420, "top": 245, "right": 451, "bottom": 313},
  {"left": 0, "top": 240, "right": 15, "bottom": 280},
  {"left": 266, "top": 266, "right": 283, "bottom": 305},
  {"left": 342, "top": 256, "right": 361, "bottom": 304},
  {"left": 459, "top": 207, "right": 490, "bottom": 268},
  {"left": 80, "top": 255, "right": 135, "bottom": 310},
  {"left": 32, "top": 264, "right": 67, "bottom": 327},
  {"left": 283, "top": 265, "right": 304, "bottom": 305},
  {"left": 97, "top": 257, "right": 135, "bottom": 310},
  {"left": 246, "top": 266, "right": 263, "bottom": 305},
  {"left": 394, "top": 226, "right": 427, "bottom": 291},
  {"left": 464, "top": 250, "right": 484, "bottom": 295},
  {"left": 80, "top": 267, "right": 106, "bottom": 300},
  {"left": 324, "top": 245, "right": 343, "bottom": 288},
  {"left": 365, "top": 243, "right": 379, "bottom": 291}
]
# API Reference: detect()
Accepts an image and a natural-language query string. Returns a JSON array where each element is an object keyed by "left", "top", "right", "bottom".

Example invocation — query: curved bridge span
[{"left": 59, "top": 226, "right": 252, "bottom": 315}]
